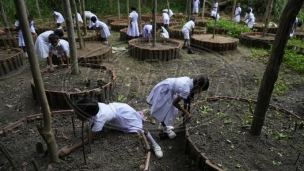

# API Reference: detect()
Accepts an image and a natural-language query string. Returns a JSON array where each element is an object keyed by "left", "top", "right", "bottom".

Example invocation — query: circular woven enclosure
[
  {"left": 62, "top": 30, "right": 99, "bottom": 42},
  {"left": 0, "top": 47, "right": 24, "bottom": 77},
  {"left": 120, "top": 28, "right": 128, "bottom": 41},
  {"left": 111, "top": 21, "right": 145, "bottom": 32},
  {"left": 30, "top": 64, "right": 116, "bottom": 109},
  {"left": 128, "top": 38, "right": 181, "bottom": 61},
  {"left": 169, "top": 25, "right": 206, "bottom": 39},
  {"left": 294, "top": 30, "right": 304, "bottom": 39},
  {"left": 107, "top": 16, "right": 128, "bottom": 25},
  {"left": 239, "top": 32, "right": 275, "bottom": 49},
  {"left": 77, "top": 43, "right": 112, "bottom": 64},
  {"left": 191, "top": 34, "right": 239, "bottom": 51}
]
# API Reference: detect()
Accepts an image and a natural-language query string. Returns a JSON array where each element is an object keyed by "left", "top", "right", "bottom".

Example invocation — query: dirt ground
[{"left": 0, "top": 22, "right": 304, "bottom": 171}]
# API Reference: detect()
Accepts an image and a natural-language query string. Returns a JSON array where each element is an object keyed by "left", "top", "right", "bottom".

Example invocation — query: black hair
[
  {"left": 54, "top": 29, "right": 64, "bottom": 38},
  {"left": 75, "top": 95, "right": 99, "bottom": 120},
  {"left": 131, "top": 6, "right": 136, "bottom": 11},
  {"left": 91, "top": 16, "right": 97, "bottom": 22},
  {"left": 48, "top": 34, "right": 60, "bottom": 41},
  {"left": 190, "top": 16, "right": 195, "bottom": 22},
  {"left": 247, "top": 9, "right": 251, "bottom": 13},
  {"left": 14, "top": 14, "right": 18, "bottom": 20},
  {"left": 193, "top": 75, "right": 209, "bottom": 91},
  {"left": 184, "top": 75, "right": 209, "bottom": 105},
  {"left": 28, "top": 15, "right": 33, "bottom": 20},
  {"left": 298, "top": 20, "right": 303, "bottom": 27},
  {"left": 53, "top": 8, "right": 56, "bottom": 11}
]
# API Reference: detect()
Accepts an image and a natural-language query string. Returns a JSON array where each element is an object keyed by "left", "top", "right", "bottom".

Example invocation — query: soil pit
[
  {"left": 246, "top": 34, "right": 275, "bottom": 41},
  {"left": 128, "top": 38, "right": 181, "bottom": 61},
  {"left": 188, "top": 99, "right": 304, "bottom": 171},
  {"left": 191, "top": 34, "right": 239, "bottom": 51},
  {"left": 41, "top": 65, "right": 112, "bottom": 93}
]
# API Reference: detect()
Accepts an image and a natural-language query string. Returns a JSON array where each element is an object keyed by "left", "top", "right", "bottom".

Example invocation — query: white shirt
[
  {"left": 212, "top": 2, "right": 218, "bottom": 12},
  {"left": 183, "top": 21, "right": 195, "bottom": 31},
  {"left": 193, "top": 0, "right": 200, "bottom": 8},
  {"left": 167, "top": 77, "right": 193, "bottom": 99},
  {"left": 48, "top": 39, "right": 69, "bottom": 55},
  {"left": 162, "top": 9, "right": 174, "bottom": 17},
  {"left": 235, "top": 7, "right": 241, "bottom": 15},
  {"left": 162, "top": 13, "right": 169, "bottom": 20},
  {"left": 90, "top": 103, "right": 116, "bottom": 132},
  {"left": 52, "top": 11, "right": 65, "bottom": 23}
]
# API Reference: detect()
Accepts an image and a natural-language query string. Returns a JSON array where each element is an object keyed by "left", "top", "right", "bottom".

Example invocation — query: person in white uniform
[
  {"left": 192, "top": 0, "right": 200, "bottom": 14},
  {"left": 234, "top": 3, "right": 241, "bottom": 23},
  {"left": 147, "top": 75, "right": 209, "bottom": 139},
  {"left": 243, "top": 9, "right": 255, "bottom": 29},
  {"left": 52, "top": 9, "right": 65, "bottom": 29},
  {"left": 35, "top": 29, "right": 64, "bottom": 69},
  {"left": 162, "top": 9, "right": 174, "bottom": 18},
  {"left": 48, "top": 34, "right": 70, "bottom": 72},
  {"left": 158, "top": 25, "right": 169, "bottom": 38},
  {"left": 127, "top": 6, "right": 139, "bottom": 39},
  {"left": 58, "top": 96, "right": 163, "bottom": 159},
  {"left": 244, "top": 4, "right": 252, "bottom": 24},
  {"left": 162, "top": 10, "right": 170, "bottom": 29},
  {"left": 210, "top": 9, "right": 220, "bottom": 21},
  {"left": 73, "top": 12, "right": 83, "bottom": 23},
  {"left": 15, "top": 14, "right": 37, "bottom": 57},
  {"left": 87, "top": 12, "right": 98, "bottom": 30},
  {"left": 181, "top": 17, "right": 195, "bottom": 54},
  {"left": 212, "top": 0, "right": 218, "bottom": 13},
  {"left": 142, "top": 23, "right": 153, "bottom": 46},
  {"left": 290, "top": 18, "right": 302, "bottom": 38},
  {"left": 90, "top": 16, "right": 111, "bottom": 44}
]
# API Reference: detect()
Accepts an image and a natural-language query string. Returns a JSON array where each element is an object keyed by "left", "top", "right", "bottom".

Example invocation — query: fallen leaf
[
  {"left": 5, "top": 104, "right": 13, "bottom": 108},
  {"left": 58, "top": 135, "right": 69, "bottom": 141},
  {"left": 48, "top": 164, "right": 53, "bottom": 170}
]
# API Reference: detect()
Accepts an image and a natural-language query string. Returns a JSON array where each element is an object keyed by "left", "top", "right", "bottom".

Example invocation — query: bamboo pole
[
  {"left": 63, "top": 0, "right": 79, "bottom": 74},
  {"left": 262, "top": 0, "right": 274, "bottom": 37},
  {"left": 13, "top": 0, "right": 58, "bottom": 162},
  {"left": 117, "top": 0, "right": 121, "bottom": 19},
  {"left": 0, "top": 0, "right": 12, "bottom": 38},
  {"left": 35, "top": 0, "right": 41, "bottom": 18},
  {"left": 80, "top": 0, "right": 87, "bottom": 36},
  {"left": 231, "top": 0, "right": 236, "bottom": 21},
  {"left": 71, "top": 0, "right": 83, "bottom": 49}
]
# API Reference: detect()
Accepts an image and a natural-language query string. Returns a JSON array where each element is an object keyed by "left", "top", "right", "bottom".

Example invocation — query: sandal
[{"left": 183, "top": 113, "right": 192, "bottom": 124}]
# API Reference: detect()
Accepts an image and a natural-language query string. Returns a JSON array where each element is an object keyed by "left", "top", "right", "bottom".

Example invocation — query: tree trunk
[
  {"left": 250, "top": 0, "right": 304, "bottom": 135},
  {"left": 138, "top": 0, "right": 141, "bottom": 27},
  {"left": 212, "top": 7, "right": 219, "bottom": 39},
  {"left": 188, "top": 0, "right": 191, "bottom": 20},
  {"left": 152, "top": 0, "right": 156, "bottom": 47},
  {"left": 108, "top": 0, "right": 112, "bottom": 14},
  {"left": 80, "top": 0, "right": 87, "bottom": 36},
  {"left": 35, "top": 0, "right": 41, "bottom": 18},
  {"left": 262, "top": 0, "right": 274, "bottom": 37},
  {"left": 117, "top": 0, "right": 120, "bottom": 19},
  {"left": 166, "top": 0, "right": 170, "bottom": 15},
  {"left": 126, "top": 0, "right": 129, "bottom": 15},
  {"left": 186, "top": 0, "right": 188, "bottom": 16},
  {"left": 0, "top": 0, "right": 12, "bottom": 38},
  {"left": 13, "top": 0, "right": 58, "bottom": 163},
  {"left": 202, "top": 0, "right": 206, "bottom": 21},
  {"left": 71, "top": 0, "right": 83, "bottom": 48},
  {"left": 62, "top": 0, "right": 79, "bottom": 75},
  {"left": 231, "top": 0, "right": 236, "bottom": 21}
]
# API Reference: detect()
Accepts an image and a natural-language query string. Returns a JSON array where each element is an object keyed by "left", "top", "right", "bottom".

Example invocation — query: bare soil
[
  {"left": 0, "top": 48, "right": 20, "bottom": 60},
  {"left": 0, "top": 19, "right": 304, "bottom": 171},
  {"left": 246, "top": 34, "right": 276, "bottom": 41},
  {"left": 192, "top": 34, "right": 239, "bottom": 43}
]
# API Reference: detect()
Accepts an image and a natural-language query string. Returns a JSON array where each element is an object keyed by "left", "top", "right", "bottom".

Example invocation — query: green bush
[
  {"left": 283, "top": 49, "right": 304, "bottom": 73},
  {"left": 205, "top": 18, "right": 251, "bottom": 38}
]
